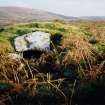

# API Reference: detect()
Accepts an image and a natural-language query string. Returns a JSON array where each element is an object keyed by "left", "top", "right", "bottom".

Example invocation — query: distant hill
[
  {"left": 80, "top": 16, "right": 105, "bottom": 21},
  {"left": 0, "top": 6, "right": 77, "bottom": 26}
]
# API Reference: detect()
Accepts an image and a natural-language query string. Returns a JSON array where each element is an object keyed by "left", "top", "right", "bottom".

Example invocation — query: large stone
[{"left": 14, "top": 31, "right": 51, "bottom": 52}]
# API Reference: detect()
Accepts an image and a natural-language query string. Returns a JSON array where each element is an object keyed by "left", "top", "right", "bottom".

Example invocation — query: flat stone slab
[{"left": 14, "top": 31, "right": 51, "bottom": 52}]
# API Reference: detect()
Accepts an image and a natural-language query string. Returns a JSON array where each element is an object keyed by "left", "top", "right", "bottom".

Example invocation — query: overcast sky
[{"left": 0, "top": 0, "right": 105, "bottom": 17}]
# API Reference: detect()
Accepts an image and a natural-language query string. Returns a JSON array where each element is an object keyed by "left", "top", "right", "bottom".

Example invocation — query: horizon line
[{"left": 0, "top": 6, "right": 105, "bottom": 18}]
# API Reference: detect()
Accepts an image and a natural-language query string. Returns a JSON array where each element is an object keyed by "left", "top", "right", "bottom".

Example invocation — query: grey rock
[{"left": 14, "top": 31, "right": 51, "bottom": 52}]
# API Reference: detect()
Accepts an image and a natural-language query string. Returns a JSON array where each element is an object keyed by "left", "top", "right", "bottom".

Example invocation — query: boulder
[{"left": 14, "top": 31, "right": 51, "bottom": 52}]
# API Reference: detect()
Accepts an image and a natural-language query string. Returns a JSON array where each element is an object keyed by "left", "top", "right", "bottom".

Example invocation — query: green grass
[
  {"left": 0, "top": 21, "right": 105, "bottom": 54},
  {"left": 0, "top": 21, "right": 80, "bottom": 52}
]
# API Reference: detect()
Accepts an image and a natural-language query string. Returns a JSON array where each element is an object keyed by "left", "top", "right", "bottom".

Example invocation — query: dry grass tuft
[
  {"left": 62, "top": 33, "right": 96, "bottom": 68},
  {"left": 0, "top": 51, "right": 68, "bottom": 104}
]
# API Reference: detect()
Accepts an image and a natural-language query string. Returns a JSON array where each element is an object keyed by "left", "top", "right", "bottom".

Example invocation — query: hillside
[
  {"left": 0, "top": 6, "right": 105, "bottom": 27},
  {"left": 0, "top": 6, "right": 77, "bottom": 26}
]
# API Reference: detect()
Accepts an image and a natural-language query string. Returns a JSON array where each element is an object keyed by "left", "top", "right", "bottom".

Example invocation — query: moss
[
  {"left": 16, "top": 29, "right": 31, "bottom": 35},
  {"left": 94, "top": 43, "right": 105, "bottom": 52},
  {"left": 37, "top": 85, "right": 54, "bottom": 97},
  {"left": 0, "top": 82, "right": 13, "bottom": 91}
]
